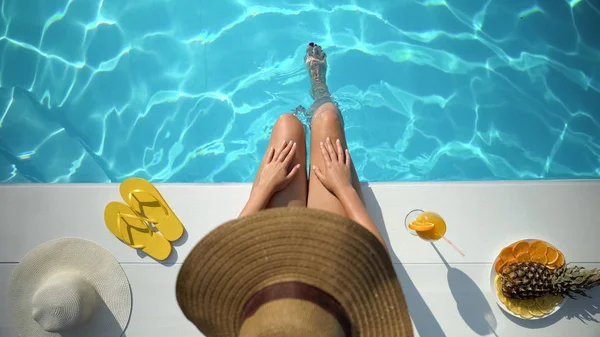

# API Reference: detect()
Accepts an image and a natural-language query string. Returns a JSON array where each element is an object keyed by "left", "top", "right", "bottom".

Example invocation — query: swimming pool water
[{"left": 0, "top": 0, "right": 599, "bottom": 183}]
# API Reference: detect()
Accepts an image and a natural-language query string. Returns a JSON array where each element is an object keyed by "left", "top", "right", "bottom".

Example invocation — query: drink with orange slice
[
  {"left": 405, "top": 210, "right": 447, "bottom": 241},
  {"left": 405, "top": 209, "right": 464, "bottom": 256}
]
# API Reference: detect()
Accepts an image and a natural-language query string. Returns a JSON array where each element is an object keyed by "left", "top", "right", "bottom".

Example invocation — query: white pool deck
[{"left": 0, "top": 180, "right": 599, "bottom": 336}]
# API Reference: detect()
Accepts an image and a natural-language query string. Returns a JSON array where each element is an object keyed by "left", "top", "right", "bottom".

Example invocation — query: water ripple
[{"left": 0, "top": 0, "right": 598, "bottom": 182}]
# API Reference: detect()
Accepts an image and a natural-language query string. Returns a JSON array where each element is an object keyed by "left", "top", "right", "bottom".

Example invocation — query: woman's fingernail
[
  {"left": 293, "top": 142, "right": 297, "bottom": 146},
  {"left": 337, "top": 139, "right": 340, "bottom": 143},
  {"left": 289, "top": 140, "right": 293, "bottom": 144},
  {"left": 297, "top": 164, "right": 301, "bottom": 168},
  {"left": 326, "top": 137, "right": 330, "bottom": 141},
  {"left": 320, "top": 142, "right": 323, "bottom": 146}
]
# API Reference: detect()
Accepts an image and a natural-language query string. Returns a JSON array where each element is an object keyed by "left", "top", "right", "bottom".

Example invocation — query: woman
[
  {"left": 239, "top": 42, "right": 386, "bottom": 247},
  {"left": 176, "top": 43, "right": 413, "bottom": 337}
]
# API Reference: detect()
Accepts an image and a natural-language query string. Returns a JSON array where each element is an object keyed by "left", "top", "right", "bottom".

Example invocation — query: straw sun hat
[
  {"left": 176, "top": 207, "right": 414, "bottom": 336},
  {"left": 8, "top": 238, "right": 131, "bottom": 337}
]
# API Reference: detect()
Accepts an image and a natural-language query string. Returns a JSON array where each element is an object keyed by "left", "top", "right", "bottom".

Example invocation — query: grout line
[
  {"left": 2, "top": 261, "right": 599, "bottom": 265},
  {"left": 2, "top": 180, "right": 600, "bottom": 187}
]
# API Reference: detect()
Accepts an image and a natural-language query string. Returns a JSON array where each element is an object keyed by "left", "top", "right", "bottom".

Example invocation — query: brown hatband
[{"left": 240, "top": 281, "right": 352, "bottom": 337}]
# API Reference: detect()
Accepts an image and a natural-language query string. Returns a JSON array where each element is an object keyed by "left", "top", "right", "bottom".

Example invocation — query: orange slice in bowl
[
  {"left": 551, "top": 252, "right": 565, "bottom": 268},
  {"left": 531, "top": 254, "right": 548, "bottom": 264},
  {"left": 536, "top": 295, "right": 559, "bottom": 314},
  {"left": 500, "top": 246, "right": 515, "bottom": 261},
  {"left": 494, "top": 259, "right": 507, "bottom": 273},
  {"left": 519, "top": 303, "right": 534, "bottom": 319},
  {"left": 522, "top": 298, "right": 537, "bottom": 308},
  {"left": 528, "top": 303, "right": 545, "bottom": 317},
  {"left": 502, "top": 258, "right": 516, "bottom": 269},
  {"left": 516, "top": 252, "right": 531, "bottom": 262},
  {"left": 494, "top": 275, "right": 508, "bottom": 304},
  {"left": 408, "top": 221, "right": 435, "bottom": 232},
  {"left": 535, "top": 295, "right": 550, "bottom": 306},
  {"left": 507, "top": 299, "right": 522, "bottom": 315},
  {"left": 512, "top": 240, "right": 530, "bottom": 256},
  {"left": 498, "top": 291, "right": 507, "bottom": 305},
  {"left": 539, "top": 303, "right": 555, "bottom": 315},
  {"left": 529, "top": 240, "right": 548, "bottom": 256},
  {"left": 547, "top": 294, "right": 563, "bottom": 307},
  {"left": 546, "top": 247, "right": 559, "bottom": 264}
]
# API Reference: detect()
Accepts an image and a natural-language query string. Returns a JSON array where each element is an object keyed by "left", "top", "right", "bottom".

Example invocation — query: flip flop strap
[
  {"left": 128, "top": 188, "right": 169, "bottom": 223},
  {"left": 116, "top": 211, "right": 148, "bottom": 249}
]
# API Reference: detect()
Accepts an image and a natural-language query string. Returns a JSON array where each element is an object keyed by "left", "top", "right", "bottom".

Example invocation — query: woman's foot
[{"left": 305, "top": 42, "right": 330, "bottom": 100}]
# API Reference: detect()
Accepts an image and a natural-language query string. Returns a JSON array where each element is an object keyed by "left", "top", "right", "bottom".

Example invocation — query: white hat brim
[{"left": 8, "top": 238, "right": 132, "bottom": 337}]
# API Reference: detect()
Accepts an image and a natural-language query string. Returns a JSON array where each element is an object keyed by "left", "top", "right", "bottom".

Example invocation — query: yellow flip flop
[
  {"left": 104, "top": 202, "right": 172, "bottom": 260},
  {"left": 119, "top": 177, "right": 184, "bottom": 242}
]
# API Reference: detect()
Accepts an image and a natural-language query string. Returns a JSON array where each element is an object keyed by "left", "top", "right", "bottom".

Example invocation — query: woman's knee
[
  {"left": 311, "top": 104, "right": 342, "bottom": 129},
  {"left": 274, "top": 113, "right": 305, "bottom": 137}
]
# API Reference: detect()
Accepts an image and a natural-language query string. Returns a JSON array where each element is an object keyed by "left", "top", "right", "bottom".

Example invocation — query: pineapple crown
[{"left": 552, "top": 264, "right": 600, "bottom": 299}]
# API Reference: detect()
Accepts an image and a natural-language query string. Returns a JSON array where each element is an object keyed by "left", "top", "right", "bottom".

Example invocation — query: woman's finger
[
  {"left": 282, "top": 142, "right": 297, "bottom": 166},
  {"left": 326, "top": 137, "right": 337, "bottom": 161},
  {"left": 312, "top": 165, "right": 325, "bottom": 182},
  {"left": 265, "top": 146, "right": 275, "bottom": 163},
  {"left": 345, "top": 149, "right": 351, "bottom": 168},
  {"left": 320, "top": 141, "right": 331, "bottom": 162},
  {"left": 336, "top": 139, "right": 344, "bottom": 162},
  {"left": 278, "top": 140, "right": 294, "bottom": 161},
  {"left": 273, "top": 140, "right": 286, "bottom": 160},
  {"left": 285, "top": 163, "right": 301, "bottom": 180}
]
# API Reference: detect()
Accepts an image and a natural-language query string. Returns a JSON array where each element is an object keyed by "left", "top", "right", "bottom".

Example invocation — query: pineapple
[{"left": 501, "top": 261, "right": 600, "bottom": 300}]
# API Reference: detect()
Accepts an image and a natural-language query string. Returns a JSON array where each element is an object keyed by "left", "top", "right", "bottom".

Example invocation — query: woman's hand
[
  {"left": 252, "top": 140, "right": 302, "bottom": 198},
  {"left": 312, "top": 137, "right": 353, "bottom": 196}
]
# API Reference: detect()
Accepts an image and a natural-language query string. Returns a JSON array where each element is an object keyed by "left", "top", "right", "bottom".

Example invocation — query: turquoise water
[{"left": 0, "top": 0, "right": 599, "bottom": 183}]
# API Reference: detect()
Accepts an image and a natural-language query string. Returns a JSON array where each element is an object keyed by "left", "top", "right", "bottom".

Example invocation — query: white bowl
[{"left": 490, "top": 239, "right": 565, "bottom": 320}]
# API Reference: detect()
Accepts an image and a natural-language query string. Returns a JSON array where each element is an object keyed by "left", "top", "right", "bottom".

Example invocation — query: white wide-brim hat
[{"left": 8, "top": 238, "right": 132, "bottom": 337}]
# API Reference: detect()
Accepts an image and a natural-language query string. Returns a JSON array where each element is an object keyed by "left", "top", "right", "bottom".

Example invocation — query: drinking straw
[{"left": 442, "top": 236, "right": 465, "bottom": 256}]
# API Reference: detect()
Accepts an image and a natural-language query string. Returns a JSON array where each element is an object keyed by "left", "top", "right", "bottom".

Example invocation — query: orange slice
[
  {"left": 529, "top": 305, "right": 545, "bottom": 317},
  {"left": 551, "top": 252, "right": 565, "bottom": 268},
  {"left": 529, "top": 303, "right": 545, "bottom": 317},
  {"left": 507, "top": 299, "right": 522, "bottom": 315},
  {"left": 519, "top": 307, "right": 534, "bottom": 319},
  {"left": 540, "top": 304, "right": 555, "bottom": 315},
  {"left": 531, "top": 254, "right": 548, "bottom": 264},
  {"left": 536, "top": 295, "right": 558, "bottom": 314},
  {"left": 547, "top": 294, "right": 563, "bottom": 307},
  {"left": 408, "top": 221, "right": 435, "bottom": 232},
  {"left": 494, "top": 259, "right": 507, "bottom": 273},
  {"left": 505, "top": 299, "right": 515, "bottom": 311},
  {"left": 497, "top": 287, "right": 507, "bottom": 304},
  {"left": 494, "top": 275, "right": 508, "bottom": 304},
  {"left": 517, "top": 299, "right": 536, "bottom": 319},
  {"left": 512, "top": 240, "right": 530, "bottom": 256},
  {"left": 522, "top": 298, "right": 536, "bottom": 308},
  {"left": 529, "top": 240, "right": 548, "bottom": 256},
  {"left": 516, "top": 252, "right": 531, "bottom": 262},
  {"left": 535, "top": 296, "right": 550, "bottom": 307},
  {"left": 500, "top": 246, "right": 515, "bottom": 261},
  {"left": 546, "top": 247, "right": 559, "bottom": 264},
  {"left": 502, "top": 258, "right": 516, "bottom": 270}
]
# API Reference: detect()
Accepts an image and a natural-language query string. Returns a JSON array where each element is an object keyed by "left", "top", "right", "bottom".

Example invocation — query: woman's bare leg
[
  {"left": 305, "top": 43, "right": 361, "bottom": 216},
  {"left": 255, "top": 113, "right": 308, "bottom": 208}
]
